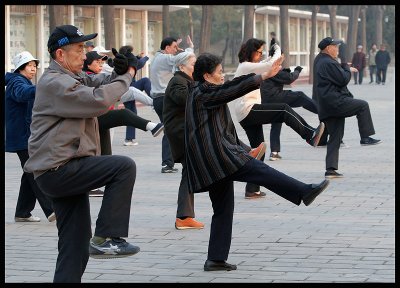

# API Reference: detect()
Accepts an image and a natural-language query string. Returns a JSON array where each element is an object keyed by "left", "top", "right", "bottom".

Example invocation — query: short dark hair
[
  {"left": 160, "top": 37, "right": 177, "bottom": 50},
  {"left": 237, "top": 38, "right": 266, "bottom": 63},
  {"left": 193, "top": 53, "right": 222, "bottom": 83},
  {"left": 119, "top": 45, "right": 133, "bottom": 55},
  {"left": 15, "top": 62, "right": 30, "bottom": 72}
]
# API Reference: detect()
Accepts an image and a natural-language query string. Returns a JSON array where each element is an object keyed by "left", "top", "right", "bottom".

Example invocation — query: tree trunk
[
  {"left": 162, "top": 5, "right": 170, "bottom": 39},
  {"left": 279, "top": 5, "right": 289, "bottom": 67},
  {"left": 374, "top": 5, "right": 385, "bottom": 45},
  {"left": 221, "top": 22, "right": 230, "bottom": 67},
  {"left": 243, "top": 5, "right": 255, "bottom": 42},
  {"left": 328, "top": 5, "right": 337, "bottom": 39},
  {"left": 49, "top": 5, "right": 63, "bottom": 33},
  {"left": 199, "top": 5, "right": 213, "bottom": 54},
  {"left": 360, "top": 6, "right": 367, "bottom": 51},
  {"left": 103, "top": 6, "right": 115, "bottom": 50},
  {"left": 346, "top": 5, "right": 361, "bottom": 63},
  {"left": 309, "top": 5, "right": 319, "bottom": 84},
  {"left": 188, "top": 6, "right": 194, "bottom": 40}
]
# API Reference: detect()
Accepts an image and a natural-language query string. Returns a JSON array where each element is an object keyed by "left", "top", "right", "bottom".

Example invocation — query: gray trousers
[
  {"left": 176, "top": 157, "right": 195, "bottom": 218},
  {"left": 35, "top": 155, "right": 136, "bottom": 283}
]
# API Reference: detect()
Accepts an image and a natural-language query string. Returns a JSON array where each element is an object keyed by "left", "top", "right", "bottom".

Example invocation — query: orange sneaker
[
  {"left": 175, "top": 218, "right": 205, "bottom": 230},
  {"left": 249, "top": 142, "right": 267, "bottom": 160}
]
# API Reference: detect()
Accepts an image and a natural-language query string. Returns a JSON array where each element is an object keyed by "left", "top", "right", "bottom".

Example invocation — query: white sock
[{"left": 146, "top": 122, "right": 157, "bottom": 131}]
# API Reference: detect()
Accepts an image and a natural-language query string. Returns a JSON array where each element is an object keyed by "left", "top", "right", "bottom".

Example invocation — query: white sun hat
[
  {"left": 93, "top": 46, "right": 111, "bottom": 55},
  {"left": 13, "top": 51, "right": 39, "bottom": 71}
]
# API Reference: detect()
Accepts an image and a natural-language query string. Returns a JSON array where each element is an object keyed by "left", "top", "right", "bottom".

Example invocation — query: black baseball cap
[
  {"left": 85, "top": 51, "right": 108, "bottom": 64},
  {"left": 83, "top": 51, "right": 108, "bottom": 71},
  {"left": 318, "top": 37, "right": 342, "bottom": 50},
  {"left": 48, "top": 25, "right": 97, "bottom": 53}
]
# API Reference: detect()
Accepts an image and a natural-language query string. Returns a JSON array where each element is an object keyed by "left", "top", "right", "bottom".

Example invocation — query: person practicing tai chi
[{"left": 184, "top": 52, "right": 330, "bottom": 272}]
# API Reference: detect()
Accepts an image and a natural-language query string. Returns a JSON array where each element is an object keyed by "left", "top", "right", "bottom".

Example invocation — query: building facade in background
[
  {"left": 255, "top": 6, "right": 349, "bottom": 74},
  {"left": 5, "top": 5, "right": 348, "bottom": 80},
  {"left": 5, "top": 5, "right": 189, "bottom": 80}
]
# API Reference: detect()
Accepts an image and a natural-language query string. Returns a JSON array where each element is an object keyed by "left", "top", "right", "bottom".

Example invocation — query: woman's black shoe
[{"left": 204, "top": 260, "right": 237, "bottom": 271}]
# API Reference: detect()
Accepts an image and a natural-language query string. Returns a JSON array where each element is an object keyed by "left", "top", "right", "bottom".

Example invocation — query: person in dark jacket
[
  {"left": 351, "top": 45, "right": 366, "bottom": 84},
  {"left": 260, "top": 66, "right": 319, "bottom": 160},
  {"left": 185, "top": 52, "right": 330, "bottom": 272},
  {"left": 375, "top": 44, "right": 391, "bottom": 85},
  {"left": 312, "top": 37, "right": 382, "bottom": 179},
  {"left": 5, "top": 51, "right": 55, "bottom": 223},
  {"left": 163, "top": 51, "right": 204, "bottom": 230}
]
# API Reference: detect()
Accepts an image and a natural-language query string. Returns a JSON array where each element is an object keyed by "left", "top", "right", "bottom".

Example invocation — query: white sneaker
[
  {"left": 15, "top": 215, "right": 41, "bottom": 222},
  {"left": 47, "top": 212, "right": 56, "bottom": 222},
  {"left": 123, "top": 140, "right": 139, "bottom": 146}
]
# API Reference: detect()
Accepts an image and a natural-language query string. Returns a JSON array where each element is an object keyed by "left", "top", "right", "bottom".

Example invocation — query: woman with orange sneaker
[{"left": 163, "top": 51, "right": 204, "bottom": 230}]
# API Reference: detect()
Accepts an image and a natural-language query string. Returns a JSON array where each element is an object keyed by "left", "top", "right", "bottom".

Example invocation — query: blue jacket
[{"left": 5, "top": 72, "right": 36, "bottom": 152}]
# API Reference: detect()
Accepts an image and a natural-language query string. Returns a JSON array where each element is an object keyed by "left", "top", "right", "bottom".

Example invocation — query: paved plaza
[{"left": 4, "top": 68, "right": 395, "bottom": 283}]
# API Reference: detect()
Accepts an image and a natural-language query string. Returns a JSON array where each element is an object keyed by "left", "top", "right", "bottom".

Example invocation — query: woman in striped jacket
[{"left": 184, "top": 52, "right": 330, "bottom": 272}]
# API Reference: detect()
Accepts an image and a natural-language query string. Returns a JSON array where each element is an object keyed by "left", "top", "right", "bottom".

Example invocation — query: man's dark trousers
[
  {"left": 36, "top": 155, "right": 136, "bottom": 282},
  {"left": 153, "top": 95, "right": 174, "bottom": 167},
  {"left": 322, "top": 98, "right": 375, "bottom": 170}
]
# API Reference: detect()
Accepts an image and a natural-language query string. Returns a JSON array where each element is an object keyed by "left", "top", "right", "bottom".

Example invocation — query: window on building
[
  {"left": 300, "top": 19, "right": 307, "bottom": 52},
  {"left": 289, "top": 17, "right": 297, "bottom": 52}
]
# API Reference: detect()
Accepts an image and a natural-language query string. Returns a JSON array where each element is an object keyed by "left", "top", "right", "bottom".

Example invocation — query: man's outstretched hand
[{"left": 111, "top": 48, "right": 129, "bottom": 75}]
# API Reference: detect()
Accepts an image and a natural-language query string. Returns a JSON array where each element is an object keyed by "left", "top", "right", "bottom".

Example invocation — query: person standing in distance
[
  {"left": 24, "top": 24, "right": 140, "bottom": 283},
  {"left": 149, "top": 35, "right": 194, "bottom": 173},
  {"left": 312, "top": 37, "right": 382, "bottom": 179},
  {"left": 375, "top": 43, "right": 391, "bottom": 85}
]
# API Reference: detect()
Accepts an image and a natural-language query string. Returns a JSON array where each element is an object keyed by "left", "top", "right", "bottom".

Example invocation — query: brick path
[{"left": 5, "top": 68, "right": 395, "bottom": 283}]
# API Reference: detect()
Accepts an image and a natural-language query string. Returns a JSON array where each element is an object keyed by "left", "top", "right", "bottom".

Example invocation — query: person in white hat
[{"left": 5, "top": 51, "right": 56, "bottom": 223}]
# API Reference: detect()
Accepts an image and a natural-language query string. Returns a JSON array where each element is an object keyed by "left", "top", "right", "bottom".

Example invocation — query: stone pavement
[{"left": 4, "top": 68, "right": 395, "bottom": 283}]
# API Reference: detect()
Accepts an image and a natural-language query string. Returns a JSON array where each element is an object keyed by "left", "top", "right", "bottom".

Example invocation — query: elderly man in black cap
[
  {"left": 84, "top": 40, "right": 95, "bottom": 52},
  {"left": 312, "top": 37, "right": 381, "bottom": 179},
  {"left": 24, "top": 24, "right": 140, "bottom": 283}
]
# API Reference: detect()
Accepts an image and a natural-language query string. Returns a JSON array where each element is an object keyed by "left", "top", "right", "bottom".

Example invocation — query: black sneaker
[
  {"left": 325, "top": 170, "right": 344, "bottom": 179},
  {"left": 161, "top": 165, "right": 179, "bottom": 173},
  {"left": 308, "top": 122, "right": 325, "bottom": 147},
  {"left": 89, "top": 189, "right": 104, "bottom": 197},
  {"left": 245, "top": 191, "right": 266, "bottom": 199},
  {"left": 151, "top": 123, "right": 164, "bottom": 137},
  {"left": 269, "top": 152, "right": 282, "bottom": 161},
  {"left": 89, "top": 237, "right": 140, "bottom": 259},
  {"left": 360, "top": 137, "right": 382, "bottom": 146}
]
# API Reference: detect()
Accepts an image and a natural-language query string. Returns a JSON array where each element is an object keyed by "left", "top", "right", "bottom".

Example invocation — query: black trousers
[
  {"left": 323, "top": 98, "right": 375, "bottom": 171},
  {"left": 369, "top": 65, "right": 377, "bottom": 83},
  {"left": 353, "top": 71, "right": 364, "bottom": 84},
  {"left": 176, "top": 157, "right": 195, "bottom": 218},
  {"left": 97, "top": 109, "right": 150, "bottom": 155},
  {"left": 263, "top": 91, "right": 318, "bottom": 152},
  {"left": 15, "top": 150, "right": 53, "bottom": 218},
  {"left": 35, "top": 155, "right": 136, "bottom": 283},
  {"left": 206, "top": 158, "right": 312, "bottom": 261},
  {"left": 239, "top": 103, "right": 315, "bottom": 193},
  {"left": 153, "top": 96, "right": 174, "bottom": 167},
  {"left": 376, "top": 67, "right": 387, "bottom": 84}
]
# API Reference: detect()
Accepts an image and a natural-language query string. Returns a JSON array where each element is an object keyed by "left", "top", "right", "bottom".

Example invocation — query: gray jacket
[
  {"left": 149, "top": 48, "right": 194, "bottom": 97},
  {"left": 24, "top": 59, "right": 132, "bottom": 178}
]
